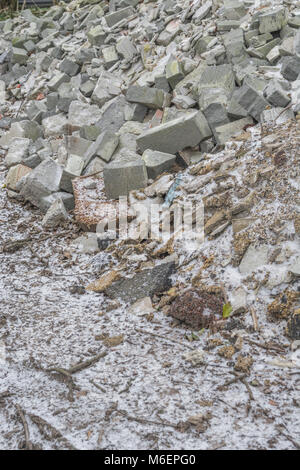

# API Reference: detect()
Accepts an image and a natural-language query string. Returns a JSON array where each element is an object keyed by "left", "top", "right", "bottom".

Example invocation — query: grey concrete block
[
  {"left": 124, "top": 103, "right": 148, "bottom": 122},
  {"left": 80, "top": 125, "right": 102, "bottom": 141},
  {"left": 105, "top": 6, "right": 134, "bottom": 27},
  {"left": 48, "top": 71, "right": 70, "bottom": 92},
  {"left": 195, "top": 64, "right": 235, "bottom": 98},
  {"left": 91, "top": 72, "right": 122, "bottom": 107},
  {"left": 166, "top": 61, "right": 185, "bottom": 89},
  {"left": 116, "top": 37, "right": 137, "bottom": 60},
  {"left": 59, "top": 58, "right": 80, "bottom": 77},
  {"left": 103, "top": 159, "right": 148, "bottom": 199},
  {"left": 258, "top": 7, "right": 288, "bottom": 34},
  {"left": 87, "top": 25, "right": 106, "bottom": 46},
  {"left": 281, "top": 56, "right": 300, "bottom": 81},
  {"left": 203, "top": 102, "right": 230, "bottom": 132},
  {"left": 142, "top": 149, "right": 176, "bottom": 179},
  {"left": 103, "top": 46, "right": 119, "bottom": 69},
  {"left": 264, "top": 80, "right": 291, "bottom": 108},
  {"left": 4, "top": 138, "right": 30, "bottom": 167},
  {"left": 214, "top": 117, "right": 254, "bottom": 145},
  {"left": 126, "top": 85, "right": 165, "bottom": 109},
  {"left": 20, "top": 158, "right": 63, "bottom": 210},
  {"left": 60, "top": 154, "right": 85, "bottom": 193},
  {"left": 95, "top": 95, "right": 126, "bottom": 134},
  {"left": 40, "top": 192, "right": 75, "bottom": 213},
  {"left": 41, "top": 197, "right": 69, "bottom": 228},
  {"left": 11, "top": 47, "right": 28, "bottom": 65},
  {"left": 235, "top": 83, "right": 269, "bottom": 121},
  {"left": 137, "top": 110, "right": 212, "bottom": 154},
  {"left": 68, "top": 100, "right": 102, "bottom": 130}
]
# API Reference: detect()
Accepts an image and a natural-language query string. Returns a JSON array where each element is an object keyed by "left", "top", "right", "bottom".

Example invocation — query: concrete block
[
  {"left": 103, "top": 46, "right": 119, "bottom": 69},
  {"left": 126, "top": 85, "right": 165, "bottom": 109},
  {"left": 4, "top": 138, "right": 30, "bottom": 167},
  {"left": 68, "top": 100, "right": 102, "bottom": 130},
  {"left": 40, "top": 192, "right": 74, "bottom": 213},
  {"left": 195, "top": 64, "right": 235, "bottom": 98},
  {"left": 83, "top": 131, "right": 119, "bottom": 167},
  {"left": 59, "top": 58, "right": 80, "bottom": 76},
  {"left": 214, "top": 117, "right": 254, "bottom": 145},
  {"left": 281, "top": 56, "right": 300, "bottom": 81},
  {"left": 42, "top": 113, "right": 68, "bottom": 137},
  {"left": 20, "top": 158, "right": 63, "bottom": 210},
  {"left": 41, "top": 197, "right": 69, "bottom": 228},
  {"left": 91, "top": 72, "right": 122, "bottom": 107},
  {"left": 60, "top": 154, "right": 85, "bottom": 193},
  {"left": 105, "top": 6, "right": 134, "bottom": 27},
  {"left": 5, "top": 164, "right": 32, "bottom": 191},
  {"left": 166, "top": 61, "right": 185, "bottom": 89},
  {"left": 264, "top": 80, "right": 291, "bottom": 108},
  {"left": 137, "top": 110, "right": 212, "bottom": 154},
  {"left": 48, "top": 71, "right": 70, "bottom": 91},
  {"left": 203, "top": 102, "right": 230, "bottom": 132},
  {"left": 116, "top": 37, "right": 137, "bottom": 60},
  {"left": 142, "top": 149, "right": 176, "bottom": 179},
  {"left": 235, "top": 83, "right": 269, "bottom": 121},
  {"left": 124, "top": 103, "right": 148, "bottom": 122},
  {"left": 258, "top": 7, "right": 288, "bottom": 34},
  {"left": 11, "top": 47, "right": 28, "bottom": 65},
  {"left": 87, "top": 25, "right": 106, "bottom": 46},
  {"left": 103, "top": 159, "right": 148, "bottom": 199}
]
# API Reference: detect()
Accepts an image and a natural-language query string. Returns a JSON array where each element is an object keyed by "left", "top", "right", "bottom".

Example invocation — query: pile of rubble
[{"left": 0, "top": 0, "right": 299, "bottom": 337}]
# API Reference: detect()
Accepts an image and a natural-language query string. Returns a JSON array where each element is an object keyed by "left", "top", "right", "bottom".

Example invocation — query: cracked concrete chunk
[{"left": 41, "top": 197, "right": 69, "bottom": 228}]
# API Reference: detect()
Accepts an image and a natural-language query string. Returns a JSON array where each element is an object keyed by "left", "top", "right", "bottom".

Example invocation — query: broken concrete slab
[
  {"left": 105, "top": 255, "right": 177, "bottom": 304},
  {"left": 166, "top": 60, "right": 185, "bottom": 89},
  {"left": 42, "top": 113, "right": 68, "bottom": 137},
  {"left": 91, "top": 71, "right": 122, "bottom": 108},
  {"left": 87, "top": 25, "right": 106, "bottom": 46},
  {"left": 105, "top": 6, "right": 134, "bottom": 28}
]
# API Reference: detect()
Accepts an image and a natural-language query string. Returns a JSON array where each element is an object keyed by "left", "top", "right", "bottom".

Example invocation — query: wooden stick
[{"left": 16, "top": 404, "right": 33, "bottom": 450}]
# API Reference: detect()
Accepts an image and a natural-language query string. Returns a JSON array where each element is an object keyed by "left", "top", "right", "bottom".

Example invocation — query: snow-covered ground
[{"left": 0, "top": 159, "right": 299, "bottom": 450}]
